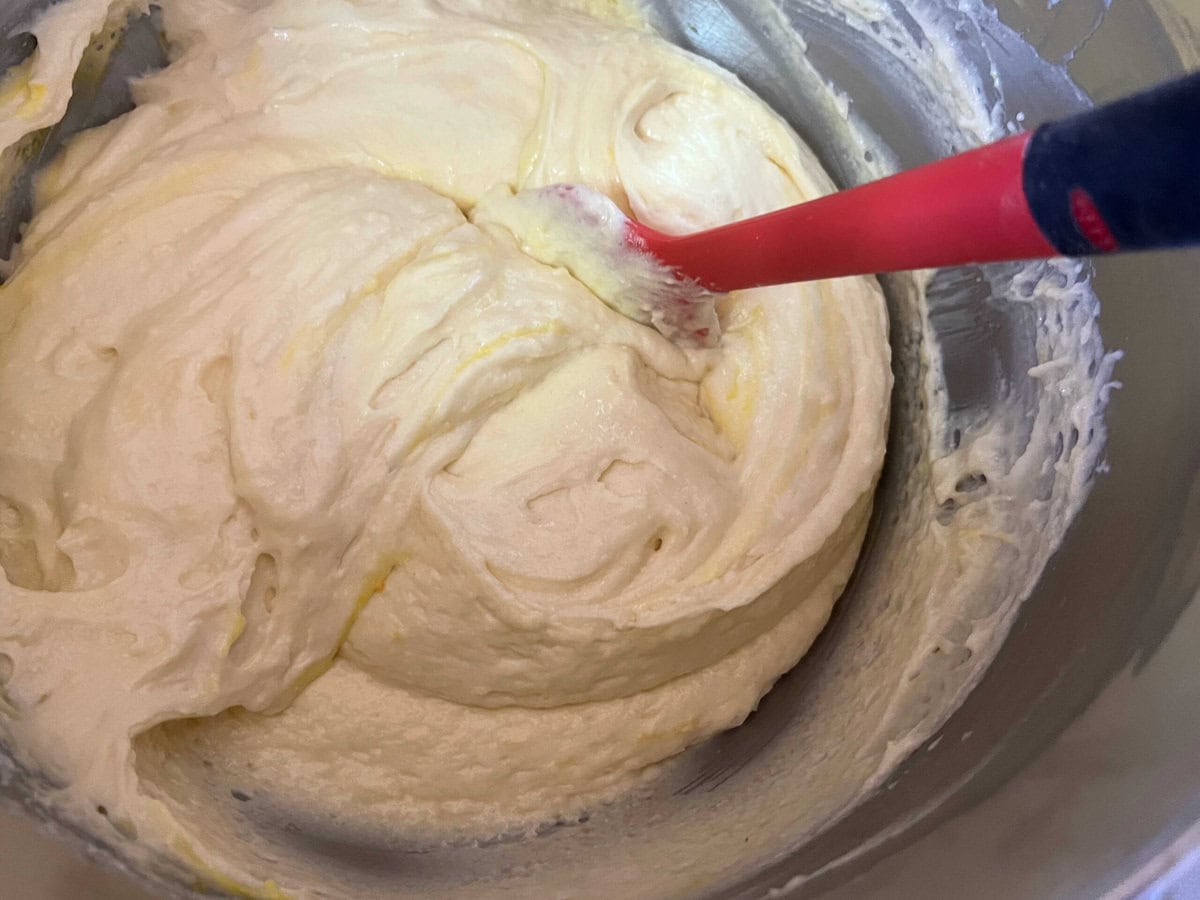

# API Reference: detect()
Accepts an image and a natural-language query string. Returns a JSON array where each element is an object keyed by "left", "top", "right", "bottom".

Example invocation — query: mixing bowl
[{"left": 0, "top": 0, "right": 1197, "bottom": 897}]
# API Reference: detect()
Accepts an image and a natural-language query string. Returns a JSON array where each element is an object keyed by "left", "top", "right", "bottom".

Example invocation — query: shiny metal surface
[{"left": 0, "top": 1, "right": 1197, "bottom": 897}]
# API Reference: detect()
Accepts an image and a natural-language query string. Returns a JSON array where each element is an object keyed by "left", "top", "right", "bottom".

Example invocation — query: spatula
[{"left": 484, "top": 71, "right": 1200, "bottom": 346}]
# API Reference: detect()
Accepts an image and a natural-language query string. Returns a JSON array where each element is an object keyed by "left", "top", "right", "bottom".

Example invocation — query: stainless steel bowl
[{"left": 0, "top": 1, "right": 1197, "bottom": 897}]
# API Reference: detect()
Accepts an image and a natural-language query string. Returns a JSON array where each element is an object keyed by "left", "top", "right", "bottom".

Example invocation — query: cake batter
[{"left": 0, "top": 0, "right": 890, "bottom": 893}]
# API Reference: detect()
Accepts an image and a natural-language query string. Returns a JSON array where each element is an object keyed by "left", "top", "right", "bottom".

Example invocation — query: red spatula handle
[{"left": 638, "top": 72, "right": 1200, "bottom": 292}]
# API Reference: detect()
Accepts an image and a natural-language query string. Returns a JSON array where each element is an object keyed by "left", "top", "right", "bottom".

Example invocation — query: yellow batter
[{"left": 0, "top": 0, "right": 890, "bottom": 892}]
